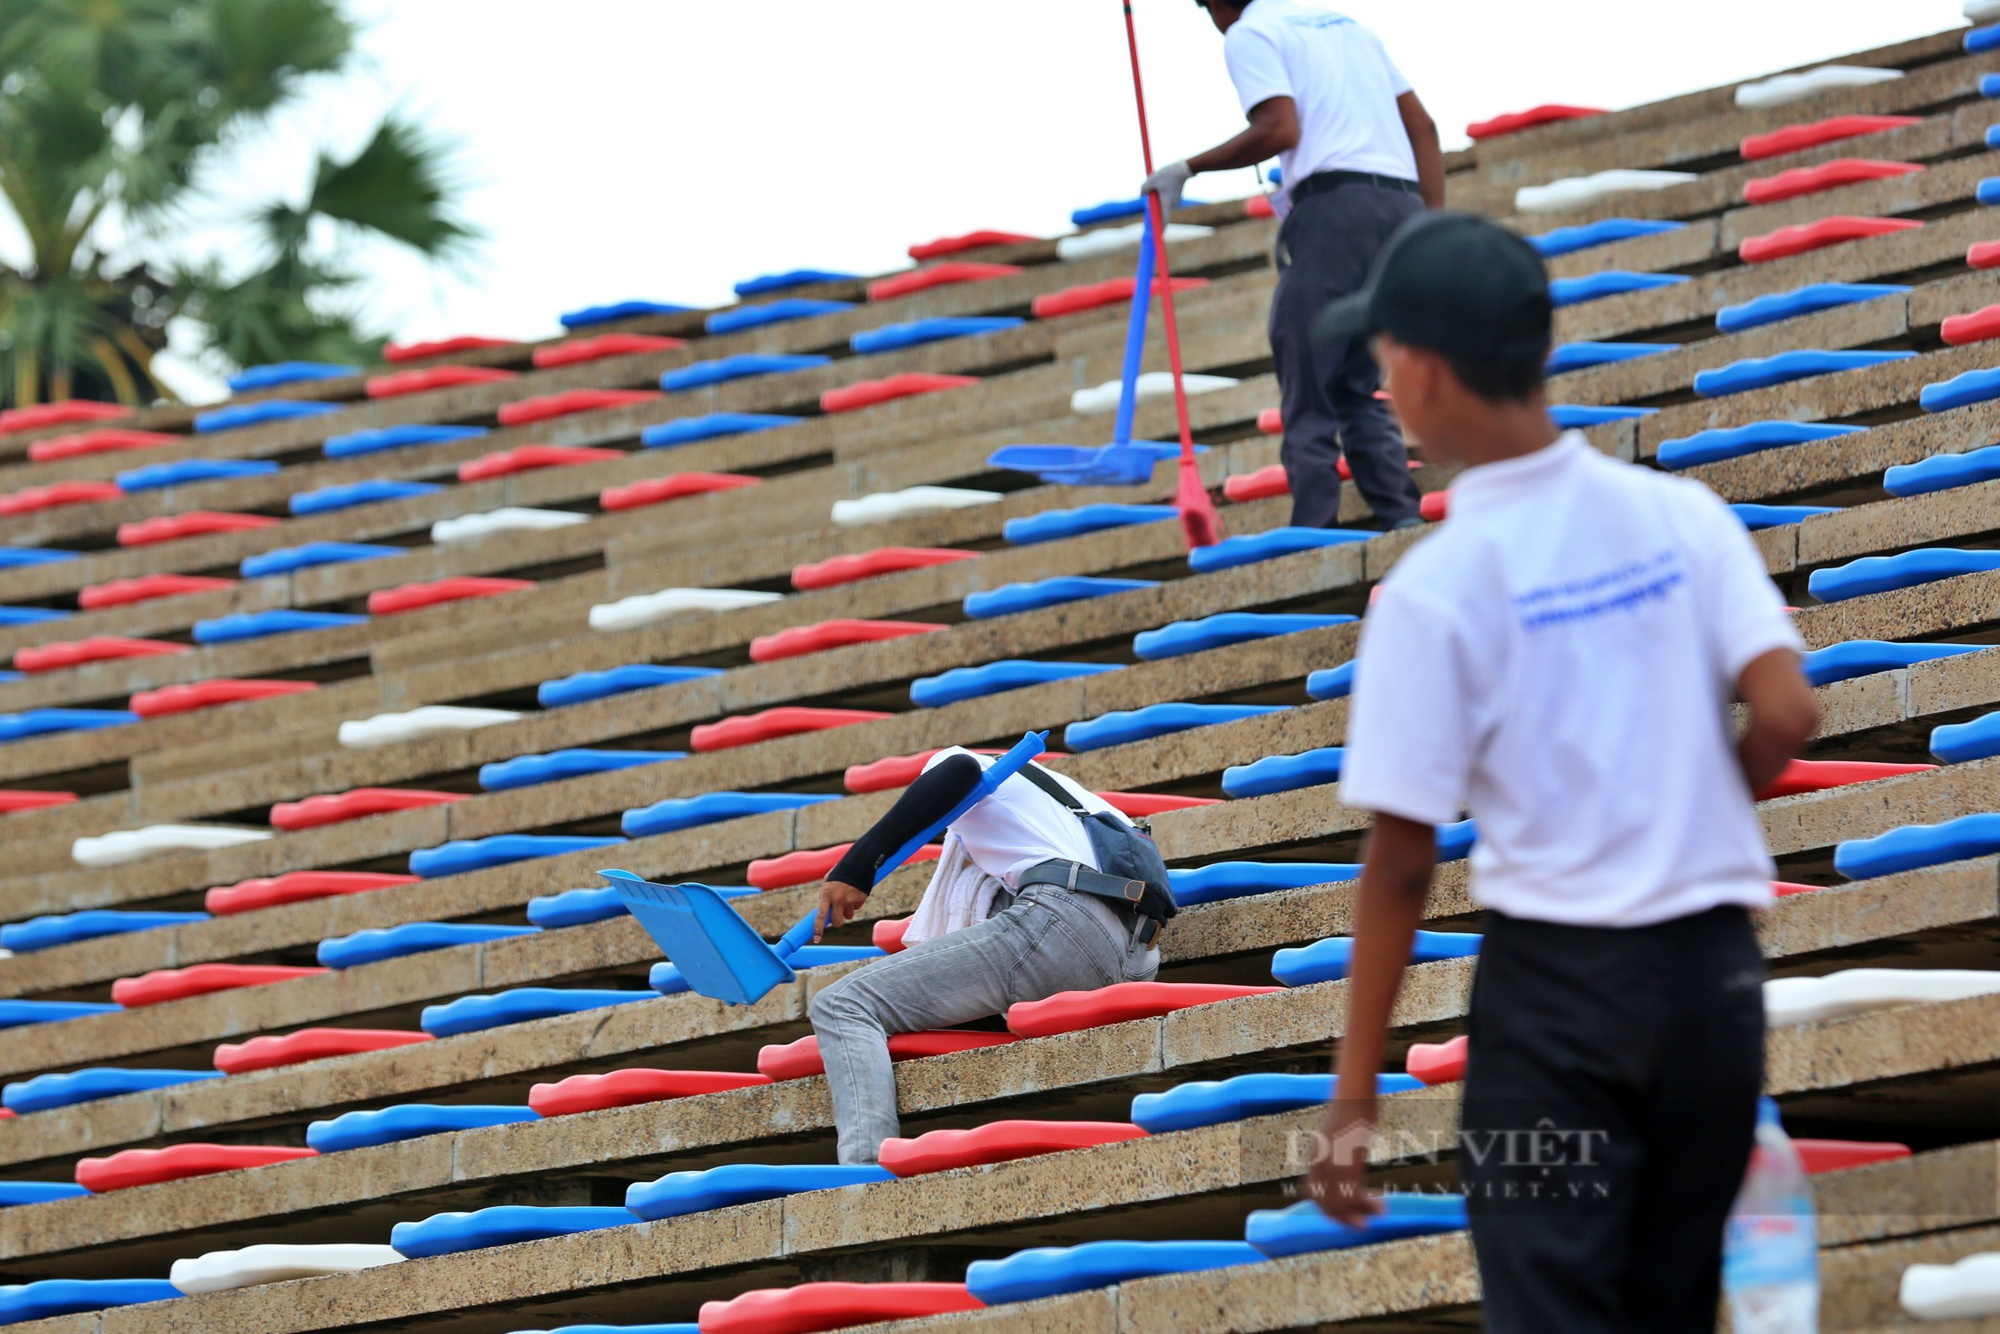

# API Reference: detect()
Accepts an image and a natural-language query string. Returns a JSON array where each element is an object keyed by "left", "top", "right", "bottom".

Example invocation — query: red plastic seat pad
[
  {"left": 1973, "top": 241, "right": 2000, "bottom": 271},
  {"left": 699, "top": 1282, "right": 983, "bottom": 1334},
  {"left": 117, "top": 511, "right": 279, "bottom": 547},
  {"left": 1772, "top": 881, "right": 1823, "bottom": 897},
  {"left": 533, "top": 334, "right": 685, "bottom": 369},
  {"left": 268, "top": 788, "right": 466, "bottom": 832},
  {"left": 748, "top": 619, "right": 946, "bottom": 663},
  {"left": 867, "top": 262, "right": 1023, "bottom": 303},
  {"left": 689, "top": 706, "right": 892, "bottom": 754},
  {"left": 757, "top": 1030, "right": 1018, "bottom": 1081},
  {"left": 365, "top": 365, "right": 515, "bottom": 398},
  {"left": 0, "top": 481, "right": 123, "bottom": 516},
  {"left": 1246, "top": 194, "right": 1275, "bottom": 220},
  {"left": 1737, "top": 215, "right": 1921, "bottom": 264},
  {"left": 747, "top": 843, "right": 942, "bottom": 890},
  {"left": 129, "top": 679, "right": 317, "bottom": 719},
  {"left": 1406, "top": 1034, "right": 1467, "bottom": 1085},
  {"left": 820, "top": 373, "right": 979, "bottom": 415},
  {"left": 367, "top": 577, "right": 535, "bottom": 616},
  {"left": 1754, "top": 759, "right": 1935, "bottom": 801},
  {"left": 1256, "top": 407, "right": 1283, "bottom": 435},
  {"left": 528, "top": 1068, "right": 773, "bottom": 1117},
  {"left": 76, "top": 1144, "right": 318, "bottom": 1193},
  {"left": 1742, "top": 158, "right": 1923, "bottom": 206},
  {"left": 28, "top": 428, "right": 178, "bottom": 463},
  {"left": 601, "top": 472, "right": 761, "bottom": 513},
  {"left": 1006, "top": 982, "right": 1283, "bottom": 1039},
  {"left": 1465, "top": 104, "right": 1605, "bottom": 140},
  {"left": 1943, "top": 304, "right": 2000, "bottom": 347},
  {"left": 791, "top": 547, "right": 976, "bottom": 591},
  {"left": 1224, "top": 465, "right": 1289, "bottom": 504},
  {"left": 495, "top": 389, "right": 660, "bottom": 427},
  {"left": 383, "top": 335, "right": 518, "bottom": 362},
  {"left": 79, "top": 574, "right": 236, "bottom": 609},
  {"left": 908, "top": 230, "right": 1037, "bottom": 261},
  {"left": 1419, "top": 492, "right": 1449, "bottom": 522},
  {"left": 1031, "top": 276, "right": 1208, "bottom": 319},
  {"left": 1792, "top": 1139, "right": 1910, "bottom": 1175},
  {"left": 205, "top": 871, "right": 420, "bottom": 916},
  {"left": 879, "top": 1120, "right": 1148, "bottom": 1177},
  {"left": 1095, "top": 792, "right": 1220, "bottom": 817},
  {"left": 0, "top": 791, "right": 77, "bottom": 814},
  {"left": 212, "top": 1028, "right": 433, "bottom": 1075},
  {"left": 1739, "top": 114, "right": 1923, "bottom": 162},
  {"left": 16, "top": 636, "right": 190, "bottom": 674},
  {"left": 110, "top": 963, "right": 330, "bottom": 1008},
  {"left": 844, "top": 749, "right": 1061, "bottom": 794},
  {"left": 457, "top": 444, "right": 624, "bottom": 482},
  {"left": 0, "top": 400, "right": 129, "bottom": 435},
  {"left": 872, "top": 918, "right": 911, "bottom": 953}
]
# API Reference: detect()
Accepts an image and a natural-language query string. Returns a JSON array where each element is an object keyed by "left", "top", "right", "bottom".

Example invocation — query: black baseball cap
[{"left": 1312, "top": 211, "right": 1552, "bottom": 365}]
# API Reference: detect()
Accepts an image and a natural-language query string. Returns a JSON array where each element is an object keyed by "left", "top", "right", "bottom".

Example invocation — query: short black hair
[{"left": 1440, "top": 339, "right": 1549, "bottom": 404}]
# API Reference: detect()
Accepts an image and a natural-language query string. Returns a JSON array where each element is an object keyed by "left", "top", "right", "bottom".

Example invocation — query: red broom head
[{"left": 1175, "top": 455, "right": 1223, "bottom": 549}]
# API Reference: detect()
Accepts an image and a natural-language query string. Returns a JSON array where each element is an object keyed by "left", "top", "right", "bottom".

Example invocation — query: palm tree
[{"left": 0, "top": 0, "right": 476, "bottom": 408}]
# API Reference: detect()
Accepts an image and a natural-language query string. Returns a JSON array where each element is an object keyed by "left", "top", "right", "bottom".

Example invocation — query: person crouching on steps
[{"left": 808, "top": 748, "right": 1176, "bottom": 1165}]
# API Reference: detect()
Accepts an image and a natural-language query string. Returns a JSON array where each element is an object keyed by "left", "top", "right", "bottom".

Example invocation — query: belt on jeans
[
  {"left": 1016, "top": 859, "right": 1163, "bottom": 946},
  {"left": 1290, "top": 170, "right": 1421, "bottom": 203}
]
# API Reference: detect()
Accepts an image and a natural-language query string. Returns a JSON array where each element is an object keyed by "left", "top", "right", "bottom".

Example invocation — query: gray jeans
[{"left": 809, "top": 882, "right": 1160, "bottom": 1164}]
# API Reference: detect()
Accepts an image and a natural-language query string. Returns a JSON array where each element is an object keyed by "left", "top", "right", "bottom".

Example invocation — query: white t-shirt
[
  {"left": 1338, "top": 434, "right": 1804, "bottom": 928},
  {"left": 1223, "top": 0, "right": 1417, "bottom": 214}
]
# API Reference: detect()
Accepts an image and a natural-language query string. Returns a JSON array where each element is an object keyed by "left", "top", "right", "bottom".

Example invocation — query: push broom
[{"left": 1122, "top": 0, "right": 1223, "bottom": 549}]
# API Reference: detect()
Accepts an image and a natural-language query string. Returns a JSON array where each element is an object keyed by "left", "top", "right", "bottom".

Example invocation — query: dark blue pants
[{"left": 1268, "top": 183, "right": 1425, "bottom": 528}]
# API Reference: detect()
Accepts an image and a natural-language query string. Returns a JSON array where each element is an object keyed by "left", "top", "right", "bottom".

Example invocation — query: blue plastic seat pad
[
  {"left": 324, "top": 424, "right": 488, "bottom": 459},
  {"left": 1548, "top": 271, "right": 1688, "bottom": 307},
  {"left": 1934, "top": 711, "right": 2000, "bottom": 764},
  {"left": 1222, "top": 747, "right": 1345, "bottom": 798},
  {"left": 409, "top": 835, "right": 627, "bottom": 879},
  {"left": 227, "top": 361, "right": 358, "bottom": 391},
  {"left": 1070, "top": 196, "right": 1204, "bottom": 226},
  {"left": 0, "top": 910, "right": 208, "bottom": 954},
  {"left": 1807, "top": 549, "right": 2000, "bottom": 603},
  {"left": 626, "top": 1163, "right": 892, "bottom": 1221},
  {"left": 1545, "top": 342, "right": 1672, "bottom": 374},
  {"left": 192, "top": 399, "right": 340, "bottom": 432},
  {"left": 1305, "top": 662, "right": 1356, "bottom": 700},
  {"left": 1063, "top": 703, "right": 1288, "bottom": 752},
  {"left": 290, "top": 479, "right": 442, "bottom": 515},
  {"left": 1246, "top": 1196, "right": 1467, "bottom": 1258},
  {"left": 537, "top": 665, "right": 721, "bottom": 708},
  {"left": 1003, "top": 504, "right": 1178, "bottom": 546},
  {"left": 1835, "top": 811, "right": 2000, "bottom": 880},
  {"left": 1802, "top": 640, "right": 1986, "bottom": 687},
  {"left": 621, "top": 791, "right": 839, "bottom": 838},
  {"left": 1187, "top": 527, "right": 1372, "bottom": 573},
  {"left": 1885, "top": 445, "right": 2000, "bottom": 497},
  {"left": 640, "top": 413, "right": 799, "bottom": 448},
  {"left": 706, "top": 299, "right": 853, "bottom": 335},
  {"left": 317, "top": 923, "right": 539, "bottom": 970},
  {"left": 478, "top": 750, "right": 686, "bottom": 792},
  {"left": 3, "top": 1067, "right": 223, "bottom": 1113},
  {"left": 659, "top": 353, "right": 830, "bottom": 392},
  {"left": 0, "top": 608, "right": 70, "bottom": 627},
  {"left": 962, "top": 577, "right": 1157, "bottom": 620},
  {"left": 1168, "top": 861, "right": 1361, "bottom": 906},
  {"left": 733, "top": 269, "right": 859, "bottom": 297},
  {"left": 1547, "top": 405, "right": 1656, "bottom": 428},
  {"left": 390, "top": 1205, "right": 637, "bottom": 1258},
  {"left": 1133, "top": 612, "right": 1354, "bottom": 662},
  {"left": 1271, "top": 929, "right": 1483, "bottom": 986},
  {"left": 1692, "top": 350, "right": 1916, "bottom": 399},
  {"left": 910, "top": 660, "right": 1120, "bottom": 708},
  {"left": 0, "top": 549, "right": 79, "bottom": 568},
  {"left": 419, "top": 988, "right": 653, "bottom": 1038},
  {"left": 0, "top": 1000, "right": 122, "bottom": 1028},
  {"left": 560, "top": 300, "right": 693, "bottom": 329},
  {"left": 1714, "top": 283, "right": 1909, "bottom": 334},
  {"left": 966, "top": 1240, "right": 1266, "bottom": 1305},
  {"left": 1130, "top": 1072, "right": 1424, "bottom": 1134},
  {"left": 0, "top": 1181, "right": 91, "bottom": 1206},
  {"left": 0, "top": 1279, "right": 185, "bottom": 1321},
  {"left": 1525, "top": 218, "right": 1684, "bottom": 258},
  {"left": 0, "top": 708, "right": 140, "bottom": 743},
  {"left": 1655, "top": 421, "right": 1864, "bottom": 471},
  {"left": 240, "top": 542, "right": 403, "bottom": 578},
  {"left": 850, "top": 316, "right": 1023, "bottom": 355},
  {"left": 192, "top": 610, "right": 368, "bottom": 644},
  {"left": 1732, "top": 503, "right": 1838, "bottom": 531},
  {"left": 307, "top": 1104, "right": 540, "bottom": 1153},
  {"left": 1921, "top": 366, "right": 2000, "bottom": 414},
  {"left": 116, "top": 458, "right": 280, "bottom": 491}
]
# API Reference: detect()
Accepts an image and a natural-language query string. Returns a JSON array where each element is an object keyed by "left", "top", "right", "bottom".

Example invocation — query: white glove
[{"left": 1141, "top": 160, "right": 1194, "bottom": 214}]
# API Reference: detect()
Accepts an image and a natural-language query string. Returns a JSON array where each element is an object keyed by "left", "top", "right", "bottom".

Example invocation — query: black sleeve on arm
[{"left": 827, "top": 753, "right": 984, "bottom": 892}]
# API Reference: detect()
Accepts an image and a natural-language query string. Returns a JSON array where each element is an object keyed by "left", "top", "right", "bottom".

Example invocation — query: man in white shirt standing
[
  {"left": 1144, "top": 0, "right": 1443, "bottom": 531},
  {"left": 1298, "top": 213, "right": 1821, "bottom": 1333}
]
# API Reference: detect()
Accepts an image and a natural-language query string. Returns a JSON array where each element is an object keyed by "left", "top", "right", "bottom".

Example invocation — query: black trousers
[
  {"left": 1267, "top": 182, "right": 1425, "bottom": 528},
  {"left": 1459, "top": 906, "right": 1766, "bottom": 1334}
]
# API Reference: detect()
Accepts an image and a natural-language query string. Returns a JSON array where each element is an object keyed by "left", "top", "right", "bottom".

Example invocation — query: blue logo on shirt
[{"left": 1513, "top": 551, "right": 1686, "bottom": 632}]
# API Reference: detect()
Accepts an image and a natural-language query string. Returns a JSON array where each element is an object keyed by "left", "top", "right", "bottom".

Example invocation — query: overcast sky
[{"left": 136, "top": 0, "right": 1971, "bottom": 400}]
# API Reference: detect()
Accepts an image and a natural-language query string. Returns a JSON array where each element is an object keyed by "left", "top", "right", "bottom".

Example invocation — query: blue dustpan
[{"left": 599, "top": 873, "right": 810, "bottom": 1006}]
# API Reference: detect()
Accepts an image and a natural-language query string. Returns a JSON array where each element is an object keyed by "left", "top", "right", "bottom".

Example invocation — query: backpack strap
[{"left": 1013, "top": 761, "right": 1090, "bottom": 814}]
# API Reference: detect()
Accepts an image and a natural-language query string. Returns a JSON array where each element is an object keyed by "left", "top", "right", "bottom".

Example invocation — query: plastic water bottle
[{"left": 1723, "top": 1097, "right": 1819, "bottom": 1334}]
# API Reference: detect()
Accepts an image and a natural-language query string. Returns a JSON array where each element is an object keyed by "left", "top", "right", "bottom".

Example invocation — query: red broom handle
[{"left": 1123, "top": 0, "right": 1199, "bottom": 466}]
